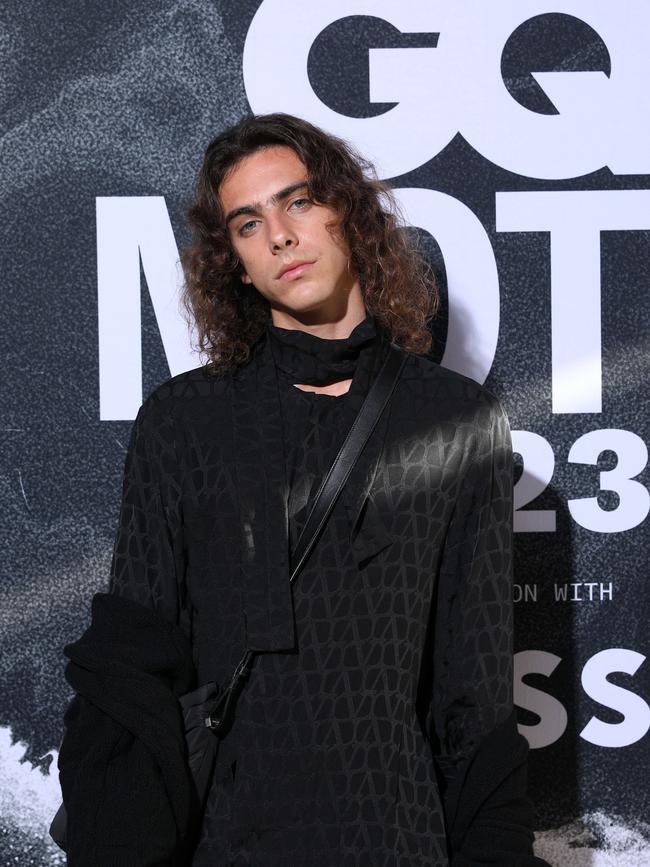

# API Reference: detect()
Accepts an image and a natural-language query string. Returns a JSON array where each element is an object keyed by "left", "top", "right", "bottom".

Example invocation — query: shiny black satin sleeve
[
  {"left": 107, "top": 394, "right": 187, "bottom": 631},
  {"left": 430, "top": 394, "right": 549, "bottom": 866},
  {"left": 57, "top": 396, "right": 193, "bottom": 865}
]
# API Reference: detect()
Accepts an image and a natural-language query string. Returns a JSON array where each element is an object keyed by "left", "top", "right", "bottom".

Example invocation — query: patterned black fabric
[
  {"left": 102, "top": 319, "right": 542, "bottom": 866},
  {"left": 192, "top": 319, "right": 450, "bottom": 865},
  {"left": 265, "top": 313, "right": 378, "bottom": 386},
  {"left": 58, "top": 593, "right": 197, "bottom": 866}
]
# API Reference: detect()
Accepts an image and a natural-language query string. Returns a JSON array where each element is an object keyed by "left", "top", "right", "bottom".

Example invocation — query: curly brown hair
[{"left": 181, "top": 113, "right": 437, "bottom": 374}]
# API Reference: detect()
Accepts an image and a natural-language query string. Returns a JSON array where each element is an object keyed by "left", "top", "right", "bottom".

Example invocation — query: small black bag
[
  {"left": 50, "top": 344, "right": 405, "bottom": 849},
  {"left": 178, "top": 649, "right": 255, "bottom": 811}
]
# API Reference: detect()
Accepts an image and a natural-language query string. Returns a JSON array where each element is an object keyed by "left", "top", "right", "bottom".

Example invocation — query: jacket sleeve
[
  {"left": 430, "top": 393, "right": 549, "bottom": 866},
  {"left": 56, "top": 396, "right": 193, "bottom": 866},
  {"left": 108, "top": 394, "right": 188, "bottom": 631}
]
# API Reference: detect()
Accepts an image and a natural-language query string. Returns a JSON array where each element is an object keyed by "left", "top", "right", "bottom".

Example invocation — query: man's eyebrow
[{"left": 224, "top": 180, "right": 309, "bottom": 226}]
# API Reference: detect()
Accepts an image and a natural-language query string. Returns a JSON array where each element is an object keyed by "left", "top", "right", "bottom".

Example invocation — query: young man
[{"left": 57, "top": 114, "right": 549, "bottom": 866}]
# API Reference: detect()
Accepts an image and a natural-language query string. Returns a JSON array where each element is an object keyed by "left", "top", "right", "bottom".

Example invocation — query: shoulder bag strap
[{"left": 289, "top": 342, "right": 405, "bottom": 581}]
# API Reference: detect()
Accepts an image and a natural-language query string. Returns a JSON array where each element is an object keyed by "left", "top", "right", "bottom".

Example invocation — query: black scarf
[
  {"left": 230, "top": 313, "right": 391, "bottom": 651},
  {"left": 265, "top": 313, "right": 379, "bottom": 386}
]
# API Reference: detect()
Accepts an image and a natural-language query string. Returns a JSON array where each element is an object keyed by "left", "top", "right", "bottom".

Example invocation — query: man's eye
[
  {"left": 291, "top": 197, "right": 311, "bottom": 209},
  {"left": 239, "top": 220, "right": 258, "bottom": 235}
]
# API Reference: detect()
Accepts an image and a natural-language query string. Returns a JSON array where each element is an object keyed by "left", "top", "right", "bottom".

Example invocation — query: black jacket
[
  {"left": 59, "top": 593, "right": 197, "bottom": 866},
  {"left": 57, "top": 328, "right": 550, "bottom": 866}
]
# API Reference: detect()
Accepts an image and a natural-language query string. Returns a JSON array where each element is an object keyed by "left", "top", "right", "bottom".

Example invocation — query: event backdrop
[{"left": 1, "top": 2, "right": 649, "bottom": 864}]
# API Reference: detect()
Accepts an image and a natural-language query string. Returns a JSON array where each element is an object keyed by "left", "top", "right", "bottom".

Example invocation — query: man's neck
[{"left": 292, "top": 378, "right": 353, "bottom": 397}]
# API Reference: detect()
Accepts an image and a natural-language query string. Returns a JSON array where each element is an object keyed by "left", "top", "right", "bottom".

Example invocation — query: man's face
[{"left": 219, "top": 145, "right": 360, "bottom": 325}]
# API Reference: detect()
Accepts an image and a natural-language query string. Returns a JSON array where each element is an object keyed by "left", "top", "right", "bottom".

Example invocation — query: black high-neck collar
[{"left": 265, "top": 314, "right": 378, "bottom": 386}]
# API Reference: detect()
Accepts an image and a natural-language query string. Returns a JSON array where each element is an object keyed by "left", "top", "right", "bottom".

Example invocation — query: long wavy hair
[{"left": 181, "top": 113, "right": 437, "bottom": 374}]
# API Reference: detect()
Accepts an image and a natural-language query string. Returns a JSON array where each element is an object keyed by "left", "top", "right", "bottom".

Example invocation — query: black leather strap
[
  {"left": 205, "top": 343, "right": 406, "bottom": 732},
  {"left": 290, "top": 343, "right": 406, "bottom": 581}
]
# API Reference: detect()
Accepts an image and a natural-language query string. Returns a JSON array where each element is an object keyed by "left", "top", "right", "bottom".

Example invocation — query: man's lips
[{"left": 277, "top": 261, "right": 315, "bottom": 281}]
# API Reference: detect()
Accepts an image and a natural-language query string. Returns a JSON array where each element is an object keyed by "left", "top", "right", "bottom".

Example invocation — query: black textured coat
[{"left": 58, "top": 324, "right": 549, "bottom": 866}]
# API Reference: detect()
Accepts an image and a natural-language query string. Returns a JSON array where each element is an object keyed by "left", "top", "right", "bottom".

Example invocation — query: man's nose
[{"left": 267, "top": 213, "right": 297, "bottom": 251}]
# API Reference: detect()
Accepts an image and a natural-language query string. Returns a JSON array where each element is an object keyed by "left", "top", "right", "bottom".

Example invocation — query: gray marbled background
[{"left": 1, "top": 3, "right": 648, "bottom": 864}]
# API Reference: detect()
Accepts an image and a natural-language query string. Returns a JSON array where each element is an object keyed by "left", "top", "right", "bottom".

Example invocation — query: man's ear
[{"left": 241, "top": 271, "right": 252, "bottom": 284}]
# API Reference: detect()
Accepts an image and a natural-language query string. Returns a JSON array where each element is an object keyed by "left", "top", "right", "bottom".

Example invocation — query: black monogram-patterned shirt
[
  {"left": 188, "top": 316, "right": 540, "bottom": 866},
  {"left": 192, "top": 316, "right": 454, "bottom": 865},
  {"left": 91, "top": 315, "right": 546, "bottom": 866}
]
